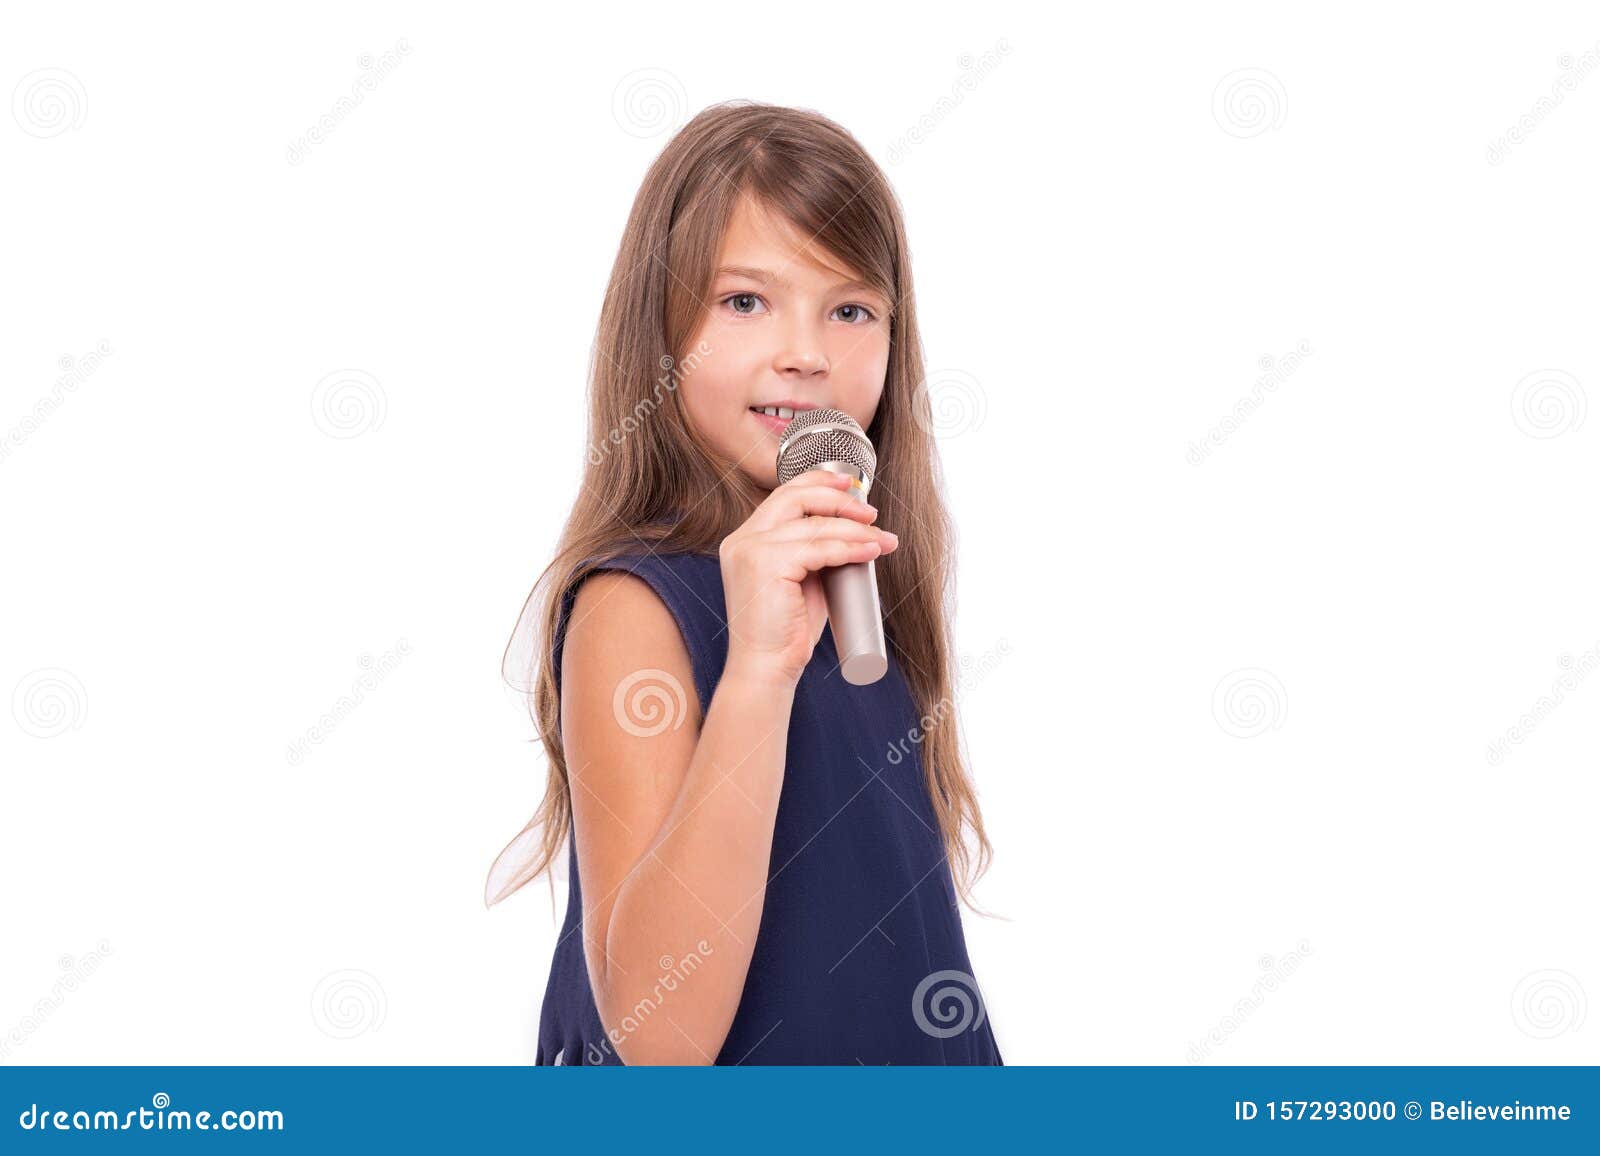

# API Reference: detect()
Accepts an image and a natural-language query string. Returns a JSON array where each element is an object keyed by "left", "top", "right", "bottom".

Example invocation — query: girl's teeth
[{"left": 756, "top": 406, "right": 795, "bottom": 418}]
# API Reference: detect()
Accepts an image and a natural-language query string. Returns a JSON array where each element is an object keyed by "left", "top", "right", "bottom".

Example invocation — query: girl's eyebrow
[{"left": 715, "top": 264, "right": 884, "bottom": 297}]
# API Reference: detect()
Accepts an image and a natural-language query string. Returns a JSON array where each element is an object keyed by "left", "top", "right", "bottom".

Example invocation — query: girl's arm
[
  {"left": 561, "top": 469, "right": 898, "bottom": 1064},
  {"left": 562, "top": 574, "right": 797, "bottom": 1064}
]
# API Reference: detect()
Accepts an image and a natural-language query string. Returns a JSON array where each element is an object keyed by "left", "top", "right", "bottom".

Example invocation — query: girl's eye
[
  {"left": 719, "top": 294, "right": 878, "bottom": 323},
  {"left": 723, "top": 292, "right": 767, "bottom": 315}
]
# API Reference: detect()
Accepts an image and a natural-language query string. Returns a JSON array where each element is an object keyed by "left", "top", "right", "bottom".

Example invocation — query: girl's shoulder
[{"left": 554, "top": 548, "right": 729, "bottom": 716}]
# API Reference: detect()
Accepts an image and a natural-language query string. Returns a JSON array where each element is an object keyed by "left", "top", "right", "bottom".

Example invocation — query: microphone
[{"left": 775, "top": 408, "right": 888, "bottom": 685}]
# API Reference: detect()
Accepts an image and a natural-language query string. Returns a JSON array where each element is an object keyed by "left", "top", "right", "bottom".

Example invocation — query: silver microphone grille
[{"left": 775, "top": 408, "right": 877, "bottom": 485}]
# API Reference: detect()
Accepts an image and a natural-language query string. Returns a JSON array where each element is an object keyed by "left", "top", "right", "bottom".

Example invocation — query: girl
[{"left": 486, "top": 101, "right": 1000, "bottom": 1065}]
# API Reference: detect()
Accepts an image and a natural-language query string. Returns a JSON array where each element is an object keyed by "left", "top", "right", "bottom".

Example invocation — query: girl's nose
[{"left": 775, "top": 339, "right": 829, "bottom": 378}]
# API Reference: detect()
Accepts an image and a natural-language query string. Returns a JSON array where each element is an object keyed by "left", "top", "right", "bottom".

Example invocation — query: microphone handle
[{"left": 816, "top": 461, "right": 889, "bottom": 685}]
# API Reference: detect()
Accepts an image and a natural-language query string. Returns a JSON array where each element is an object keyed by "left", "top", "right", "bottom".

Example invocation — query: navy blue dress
[{"left": 537, "top": 548, "right": 1002, "bottom": 1065}]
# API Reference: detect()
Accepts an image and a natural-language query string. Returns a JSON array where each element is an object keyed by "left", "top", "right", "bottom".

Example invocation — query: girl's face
[{"left": 680, "top": 194, "right": 891, "bottom": 490}]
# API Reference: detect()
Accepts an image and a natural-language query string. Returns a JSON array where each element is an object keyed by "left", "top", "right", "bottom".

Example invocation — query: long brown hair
[{"left": 486, "top": 100, "right": 993, "bottom": 911}]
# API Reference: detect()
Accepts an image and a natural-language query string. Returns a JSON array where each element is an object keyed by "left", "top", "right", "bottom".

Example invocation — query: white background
[{"left": 3, "top": 2, "right": 1596, "bottom": 1065}]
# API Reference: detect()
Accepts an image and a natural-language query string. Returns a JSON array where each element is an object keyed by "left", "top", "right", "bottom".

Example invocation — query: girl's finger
[
  {"left": 757, "top": 516, "right": 896, "bottom": 546},
  {"left": 759, "top": 535, "right": 888, "bottom": 578},
  {"left": 746, "top": 481, "right": 877, "bottom": 534}
]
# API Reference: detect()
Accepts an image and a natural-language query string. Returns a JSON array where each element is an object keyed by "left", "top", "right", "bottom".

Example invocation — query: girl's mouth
[
  {"left": 748, "top": 407, "right": 793, "bottom": 435},
  {"left": 748, "top": 402, "right": 818, "bottom": 435}
]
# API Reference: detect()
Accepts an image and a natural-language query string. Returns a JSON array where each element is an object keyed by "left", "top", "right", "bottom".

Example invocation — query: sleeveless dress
[{"left": 536, "top": 548, "right": 1002, "bottom": 1065}]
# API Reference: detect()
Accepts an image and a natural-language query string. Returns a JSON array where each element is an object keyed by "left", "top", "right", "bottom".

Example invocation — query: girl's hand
[{"left": 719, "top": 469, "right": 899, "bottom": 688}]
